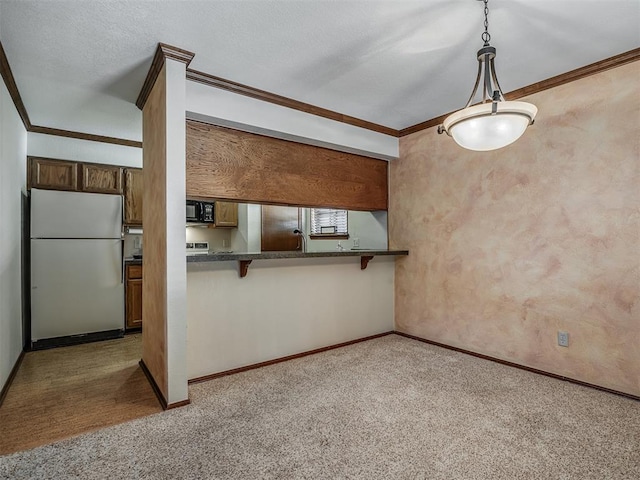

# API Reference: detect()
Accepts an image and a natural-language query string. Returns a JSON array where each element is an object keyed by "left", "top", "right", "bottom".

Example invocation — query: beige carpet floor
[{"left": 0, "top": 334, "right": 638, "bottom": 479}]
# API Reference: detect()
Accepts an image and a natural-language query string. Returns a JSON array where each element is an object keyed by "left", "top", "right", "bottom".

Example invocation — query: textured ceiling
[{"left": 0, "top": 0, "right": 638, "bottom": 141}]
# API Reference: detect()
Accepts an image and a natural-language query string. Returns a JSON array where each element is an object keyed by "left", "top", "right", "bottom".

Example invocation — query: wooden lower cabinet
[{"left": 125, "top": 264, "right": 143, "bottom": 330}]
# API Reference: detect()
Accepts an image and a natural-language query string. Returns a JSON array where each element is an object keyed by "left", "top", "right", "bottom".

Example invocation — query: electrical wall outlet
[
  {"left": 557, "top": 331, "right": 569, "bottom": 347},
  {"left": 353, "top": 238, "right": 360, "bottom": 247}
]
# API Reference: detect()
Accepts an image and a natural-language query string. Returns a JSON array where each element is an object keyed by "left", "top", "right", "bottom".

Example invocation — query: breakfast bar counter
[
  {"left": 186, "top": 250, "right": 408, "bottom": 262},
  {"left": 186, "top": 249, "right": 408, "bottom": 277}
]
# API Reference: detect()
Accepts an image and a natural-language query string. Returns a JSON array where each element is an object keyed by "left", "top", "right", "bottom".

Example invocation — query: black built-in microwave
[{"left": 186, "top": 200, "right": 215, "bottom": 223}]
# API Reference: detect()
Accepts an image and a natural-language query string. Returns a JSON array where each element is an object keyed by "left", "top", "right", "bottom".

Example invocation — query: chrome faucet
[{"left": 293, "top": 229, "right": 307, "bottom": 252}]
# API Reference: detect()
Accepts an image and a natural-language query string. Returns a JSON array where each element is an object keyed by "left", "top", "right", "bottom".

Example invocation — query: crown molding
[
  {"left": 136, "top": 43, "right": 195, "bottom": 110},
  {"left": 399, "top": 47, "right": 640, "bottom": 137},
  {"left": 29, "top": 125, "right": 142, "bottom": 148},
  {"left": 503, "top": 47, "right": 640, "bottom": 100},
  {"left": 4, "top": 38, "right": 638, "bottom": 146},
  {"left": 1, "top": 40, "right": 142, "bottom": 148},
  {"left": 0, "top": 41, "right": 32, "bottom": 130},
  {"left": 186, "top": 68, "right": 400, "bottom": 137}
]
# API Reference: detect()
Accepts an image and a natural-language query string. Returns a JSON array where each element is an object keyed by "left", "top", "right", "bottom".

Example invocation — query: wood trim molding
[
  {"left": 186, "top": 68, "right": 399, "bottom": 137},
  {"left": 394, "top": 331, "right": 640, "bottom": 402},
  {"left": 0, "top": 351, "right": 25, "bottom": 408},
  {"left": 399, "top": 47, "right": 640, "bottom": 137},
  {"left": 188, "top": 331, "right": 394, "bottom": 384},
  {"left": 139, "top": 359, "right": 167, "bottom": 410},
  {"left": 0, "top": 41, "right": 32, "bottom": 130},
  {"left": 29, "top": 125, "right": 142, "bottom": 148},
  {"left": 4, "top": 38, "right": 637, "bottom": 146},
  {"left": 140, "top": 359, "right": 190, "bottom": 410},
  {"left": 136, "top": 43, "right": 195, "bottom": 110},
  {"left": 167, "top": 399, "right": 191, "bottom": 409},
  {"left": 1, "top": 40, "right": 141, "bottom": 148},
  {"left": 503, "top": 47, "right": 640, "bottom": 101}
]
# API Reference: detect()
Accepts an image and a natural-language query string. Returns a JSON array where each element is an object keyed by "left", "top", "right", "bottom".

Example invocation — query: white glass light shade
[{"left": 442, "top": 101, "right": 537, "bottom": 151}]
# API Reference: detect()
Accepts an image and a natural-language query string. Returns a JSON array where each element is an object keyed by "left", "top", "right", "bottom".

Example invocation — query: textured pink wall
[{"left": 390, "top": 61, "right": 640, "bottom": 396}]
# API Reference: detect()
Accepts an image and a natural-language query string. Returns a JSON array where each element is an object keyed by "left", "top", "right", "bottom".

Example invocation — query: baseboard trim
[
  {"left": 394, "top": 331, "right": 640, "bottom": 402},
  {"left": 188, "top": 331, "right": 394, "bottom": 385},
  {"left": 139, "top": 359, "right": 191, "bottom": 410},
  {"left": 30, "top": 329, "right": 124, "bottom": 351},
  {"left": 167, "top": 399, "right": 191, "bottom": 409},
  {"left": 0, "top": 350, "right": 25, "bottom": 408},
  {"left": 139, "top": 359, "right": 167, "bottom": 409}
]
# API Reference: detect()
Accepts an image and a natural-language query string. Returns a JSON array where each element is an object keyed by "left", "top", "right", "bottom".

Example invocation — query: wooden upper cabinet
[
  {"left": 28, "top": 157, "right": 124, "bottom": 196},
  {"left": 124, "top": 168, "right": 143, "bottom": 225},
  {"left": 80, "top": 163, "right": 123, "bottom": 194},
  {"left": 28, "top": 157, "right": 78, "bottom": 191},
  {"left": 215, "top": 201, "right": 238, "bottom": 227}
]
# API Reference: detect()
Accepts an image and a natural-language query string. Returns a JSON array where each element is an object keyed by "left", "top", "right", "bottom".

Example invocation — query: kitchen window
[{"left": 309, "top": 208, "right": 348, "bottom": 239}]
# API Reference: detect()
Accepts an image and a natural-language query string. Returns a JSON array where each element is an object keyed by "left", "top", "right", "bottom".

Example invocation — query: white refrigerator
[{"left": 30, "top": 188, "right": 125, "bottom": 348}]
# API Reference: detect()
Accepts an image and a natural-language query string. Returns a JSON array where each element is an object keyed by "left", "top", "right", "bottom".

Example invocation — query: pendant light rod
[{"left": 437, "top": 0, "right": 537, "bottom": 151}]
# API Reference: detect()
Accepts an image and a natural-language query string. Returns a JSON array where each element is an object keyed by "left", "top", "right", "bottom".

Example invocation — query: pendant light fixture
[{"left": 438, "top": 0, "right": 537, "bottom": 151}]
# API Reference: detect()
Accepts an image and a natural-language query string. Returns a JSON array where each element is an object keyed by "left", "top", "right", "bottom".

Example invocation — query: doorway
[{"left": 261, "top": 205, "right": 301, "bottom": 251}]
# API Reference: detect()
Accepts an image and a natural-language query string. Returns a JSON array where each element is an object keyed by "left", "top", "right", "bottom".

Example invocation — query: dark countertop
[
  {"left": 186, "top": 249, "right": 409, "bottom": 263},
  {"left": 124, "top": 258, "right": 143, "bottom": 265}
]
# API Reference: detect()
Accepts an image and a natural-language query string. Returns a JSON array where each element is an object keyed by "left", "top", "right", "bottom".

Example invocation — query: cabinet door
[
  {"left": 215, "top": 201, "right": 238, "bottom": 227},
  {"left": 80, "top": 163, "right": 123, "bottom": 194},
  {"left": 124, "top": 168, "right": 143, "bottom": 225},
  {"left": 28, "top": 156, "right": 78, "bottom": 191},
  {"left": 125, "top": 264, "right": 143, "bottom": 330}
]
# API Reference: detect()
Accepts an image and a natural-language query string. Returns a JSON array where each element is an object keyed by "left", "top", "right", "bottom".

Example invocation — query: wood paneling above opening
[{"left": 186, "top": 120, "right": 388, "bottom": 211}]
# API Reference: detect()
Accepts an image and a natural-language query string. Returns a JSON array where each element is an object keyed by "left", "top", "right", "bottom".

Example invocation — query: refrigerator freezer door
[
  {"left": 31, "top": 239, "right": 124, "bottom": 341},
  {"left": 31, "top": 188, "right": 122, "bottom": 239}
]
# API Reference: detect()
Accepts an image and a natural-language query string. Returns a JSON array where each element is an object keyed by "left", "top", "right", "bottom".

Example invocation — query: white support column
[{"left": 164, "top": 58, "right": 188, "bottom": 405}]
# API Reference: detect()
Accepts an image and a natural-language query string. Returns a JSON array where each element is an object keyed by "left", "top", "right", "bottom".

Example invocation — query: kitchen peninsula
[
  {"left": 186, "top": 250, "right": 407, "bottom": 381},
  {"left": 136, "top": 46, "right": 402, "bottom": 408}
]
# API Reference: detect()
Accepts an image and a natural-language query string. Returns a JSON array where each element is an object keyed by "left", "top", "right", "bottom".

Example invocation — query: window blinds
[{"left": 310, "top": 209, "right": 348, "bottom": 235}]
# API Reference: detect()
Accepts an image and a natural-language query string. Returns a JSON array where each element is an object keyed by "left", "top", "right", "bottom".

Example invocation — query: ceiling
[{"left": 0, "top": 1, "right": 638, "bottom": 142}]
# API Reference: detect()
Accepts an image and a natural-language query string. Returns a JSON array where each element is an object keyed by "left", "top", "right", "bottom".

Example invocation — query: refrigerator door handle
[{"left": 121, "top": 245, "right": 125, "bottom": 284}]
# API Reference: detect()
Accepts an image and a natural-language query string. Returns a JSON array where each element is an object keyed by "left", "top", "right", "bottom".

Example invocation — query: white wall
[
  {"left": 186, "top": 81, "right": 398, "bottom": 159},
  {"left": 27, "top": 132, "right": 142, "bottom": 167},
  {"left": 186, "top": 226, "right": 232, "bottom": 252},
  {"left": 164, "top": 59, "right": 188, "bottom": 405},
  {"left": 0, "top": 75, "right": 27, "bottom": 391},
  {"left": 231, "top": 203, "right": 261, "bottom": 253},
  {"left": 187, "top": 256, "right": 395, "bottom": 379}
]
